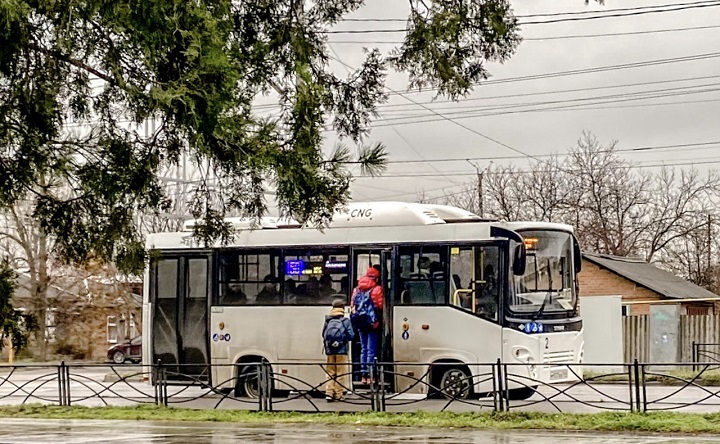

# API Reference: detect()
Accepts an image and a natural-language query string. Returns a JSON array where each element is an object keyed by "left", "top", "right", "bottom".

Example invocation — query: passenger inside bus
[
  {"left": 255, "top": 275, "right": 280, "bottom": 304},
  {"left": 475, "top": 265, "right": 498, "bottom": 320},
  {"left": 222, "top": 282, "right": 247, "bottom": 305},
  {"left": 340, "top": 276, "right": 349, "bottom": 295},
  {"left": 318, "top": 274, "right": 336, "bottom": 302},
  {"left": 284, "top": 278, "right": 299, "bottom": 303}
]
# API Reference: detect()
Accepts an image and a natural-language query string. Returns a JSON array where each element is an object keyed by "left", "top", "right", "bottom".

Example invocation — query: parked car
[{"left": 107, "top": 335, "right": 142, "bottom": 364}]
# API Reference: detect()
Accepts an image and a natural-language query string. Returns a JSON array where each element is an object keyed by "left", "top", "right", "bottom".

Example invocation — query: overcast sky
[{"left": 313, "top": 0, "right": 720, "bottom": 205}]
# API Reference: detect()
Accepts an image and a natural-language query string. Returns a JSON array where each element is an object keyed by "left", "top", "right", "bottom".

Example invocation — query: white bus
[{"left": 142, "top": 202, "right": 583, "bottom": 399}]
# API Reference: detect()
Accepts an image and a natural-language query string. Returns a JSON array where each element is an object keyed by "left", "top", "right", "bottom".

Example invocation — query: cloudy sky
[{"left": 316, "top": 0, "right": 720, "bottom": 205}]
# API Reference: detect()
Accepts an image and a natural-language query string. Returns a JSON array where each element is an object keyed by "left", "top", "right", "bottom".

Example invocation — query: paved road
[
  {"left": 2, "top": 366, "right": 720, "bottom": 413},
  {"left": 0, "top": 419, "right": 719, "bottom": 444}
]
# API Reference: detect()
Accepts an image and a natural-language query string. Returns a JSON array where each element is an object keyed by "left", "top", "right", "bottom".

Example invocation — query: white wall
[{"left": 581, "top": 296, "right": 624, "bottom": 371}]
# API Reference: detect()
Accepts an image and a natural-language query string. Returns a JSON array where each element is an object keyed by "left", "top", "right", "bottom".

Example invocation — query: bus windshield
[{"left": 509, "top": 230, "right": 576, "bottom": 316}]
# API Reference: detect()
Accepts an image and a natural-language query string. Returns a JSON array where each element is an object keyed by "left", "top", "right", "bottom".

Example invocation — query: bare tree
[
  {"left": 519, "top": 155, "right": 573, "bottom": 222},
  {"left": 566, "top": 132, "right": 652, "bottom": 256},
  {"left": 642, "top": 168, "right": 720, "bottom": 262},
  {"left": 0, "top": 198, "right": 53, "bottom": 360}
]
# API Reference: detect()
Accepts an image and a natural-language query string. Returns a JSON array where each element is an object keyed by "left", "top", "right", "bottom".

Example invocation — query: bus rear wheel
[
  {"left": 234, "top": 365, "right": 261, "bottom": 398},
  {"left": 437, "top": 367, "right": 471, "bottom": 400}
]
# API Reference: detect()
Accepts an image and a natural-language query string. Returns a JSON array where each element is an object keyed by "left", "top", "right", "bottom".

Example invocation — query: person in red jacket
[{"left": 351, "top": 266, "right": 384, "bottom": 384}]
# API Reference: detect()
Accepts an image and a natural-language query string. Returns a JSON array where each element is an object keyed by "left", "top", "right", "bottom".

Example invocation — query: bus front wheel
[{"left": 437, "top": 367, "right": 471, "bottom": 400}]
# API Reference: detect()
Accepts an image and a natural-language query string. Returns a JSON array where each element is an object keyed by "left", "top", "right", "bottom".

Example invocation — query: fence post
[
  {"left": 260, "top": 361, "right": 272, "bottom": 412},
  {"left": 370, "top": 359, "right": 378, "bottom": 412},
  {"left": 256, "top": 363, "right": 264, "bottom": 412},
  {"left": 692, "top": 341, "right": 697, "bottom": 372},
  {"left": 65, "top": 364, "right": 71, "bottom": 406},
  {"left": 640, "top": 363, "right": 647, "bottom": 413},
  {"left": 378, "top": 360, "right": 386, "bottom": 412},
  {"left": 502, "top": 362, "right": 510, "bottom": 412},
  {"left": 161, "top": 361, "right": 168, "bottom": 407},
  {"left": 492, "top": 359, "right": 500, "bottom": 412},
  {"left": 633, "top": 358, "right": 641, "bottom": 413},
  {"left": 153, "top": 359, "right": 162, "bottom": 406},
  {"left": 495, "top": 358, "right": 508, "bottom": 412},
  {"left": 57, "top": 361, "right": 65, "bottom": 407},
  {"left": 627, "top": 360, "right": 635, "bottom": 413}
]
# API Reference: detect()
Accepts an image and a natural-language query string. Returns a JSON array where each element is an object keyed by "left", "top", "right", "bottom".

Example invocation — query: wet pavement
[{"left": 0, "top": 419, "right": 719, "bottom": 444}]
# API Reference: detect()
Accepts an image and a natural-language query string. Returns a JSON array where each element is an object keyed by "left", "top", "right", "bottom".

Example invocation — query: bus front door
[{"left": 351, "top": 249, "right": 392, "bottom": 384}]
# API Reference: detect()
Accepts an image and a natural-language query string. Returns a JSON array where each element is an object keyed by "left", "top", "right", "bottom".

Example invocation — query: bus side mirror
[
  {"left": 512, "top": 244, "right": 526, "bottom": 276},
  {"left": 573, "top": 239, "right": 582, "bottom": 273}
]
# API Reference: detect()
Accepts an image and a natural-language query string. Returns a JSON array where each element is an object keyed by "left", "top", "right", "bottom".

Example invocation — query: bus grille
[{"left": 543, "top": 350, "right": 575, "bottom": 364}]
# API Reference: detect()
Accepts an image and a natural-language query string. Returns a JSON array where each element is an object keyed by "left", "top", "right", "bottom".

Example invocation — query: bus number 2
[{"left": 545, "top": 337, "right": 549, "bottom": 350}]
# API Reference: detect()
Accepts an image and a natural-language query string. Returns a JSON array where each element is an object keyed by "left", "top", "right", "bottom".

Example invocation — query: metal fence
[{"left": 3, "top": 359, "right": 720, "bottom": 413}]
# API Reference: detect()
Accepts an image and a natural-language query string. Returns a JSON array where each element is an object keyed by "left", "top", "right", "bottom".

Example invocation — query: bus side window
[
  {"left": 397, "top": 246, "right": 446, "bottom": 305},
  {"left": 283, "top": 249, "right": 349, "bottom": 305},
  {"left": 450, "top": 247, "right": 473, "bottom": 310},
  {"left": 218, "top": 252, "right": 280, "bottom": 305}
]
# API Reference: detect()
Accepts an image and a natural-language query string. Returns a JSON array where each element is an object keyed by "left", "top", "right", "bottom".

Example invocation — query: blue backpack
[
  {"left": 351, "top": 289, "right": 377, "bottom": 332},
  {"left": 323, "top": 317, "right": 351, "bottom": 354}
]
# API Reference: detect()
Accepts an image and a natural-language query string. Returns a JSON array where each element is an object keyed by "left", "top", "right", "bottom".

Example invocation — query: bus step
[{"left": 352, "top": 381, "right": 390, "bottom": 388}]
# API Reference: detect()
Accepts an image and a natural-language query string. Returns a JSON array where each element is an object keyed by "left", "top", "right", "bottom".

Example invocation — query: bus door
[
  {"left": 152, "top": 255, "right": 210, "bottom": 381},
  {"left": 449, "top": 245, "right": 503, "bottom": 388},
  {"left": 351, "top": 249, "right": 392, "bottom": 380}
]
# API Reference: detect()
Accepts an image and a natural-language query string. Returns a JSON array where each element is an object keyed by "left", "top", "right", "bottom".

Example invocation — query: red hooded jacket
[{"left": 351, "top": 268, "right": 384, "bottom": 329}]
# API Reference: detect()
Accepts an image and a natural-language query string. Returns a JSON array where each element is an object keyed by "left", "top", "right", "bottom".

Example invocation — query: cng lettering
[{"left": 350, "top": 208, "right": 372, "bottom": 218}]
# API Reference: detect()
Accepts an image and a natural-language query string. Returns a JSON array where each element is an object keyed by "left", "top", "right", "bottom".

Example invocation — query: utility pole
[
  {"left": 476, "top": 170, "right": 484, "bottom": 218},
  {"left": 708, "top": 214, "right": 712, "bottom": 273}
]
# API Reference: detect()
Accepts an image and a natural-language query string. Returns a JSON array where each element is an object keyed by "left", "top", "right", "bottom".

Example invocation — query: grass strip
[{"left": 3, "top": 405, "right": 720, "bottom": 433}]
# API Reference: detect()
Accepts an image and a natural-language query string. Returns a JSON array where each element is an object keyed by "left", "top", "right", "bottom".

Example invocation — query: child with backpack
[
  {"left": 350, "top": 266, "right": 384, "bottom": 385},
  {"left": 322, "top": 298, "right": 355, "bottom": 402}
]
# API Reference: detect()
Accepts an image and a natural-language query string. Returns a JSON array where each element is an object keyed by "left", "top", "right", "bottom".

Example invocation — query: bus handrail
[{"left": 451, "top": 289, "right": 474, "bottom": 309}]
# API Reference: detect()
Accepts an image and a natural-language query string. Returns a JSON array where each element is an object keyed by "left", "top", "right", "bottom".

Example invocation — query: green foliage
[
  {"left": 0, "top": 259, "right": 36, "bottom": 352},
  {"left": 0, "top": 0, "right": 521, "bottom": 273}
]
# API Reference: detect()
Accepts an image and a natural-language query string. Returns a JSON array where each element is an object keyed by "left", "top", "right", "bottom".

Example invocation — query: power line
[
  {"left": 376, "top": 79, "right": 720, "bottom": 114},
  {"left": 324, "top": 1, "right": 720, "bottom": 33},
  {"left": 340, "top": 1, "right": 720, "bottom": 21},
  {"left": 366, "top": 50, "right": 720, "bottom": 99},
  {"left": 521, "top": 1, "right": 720, "bottom": 24},
  {"left": 352, "top": 158, "right": 720, "bottom": 179},
  {"left": 328, "top": 23, "right": 720, "bottom": 44},
  {"left": 373, "top": 141, "right": 720, "bottom": 165},
  {"left": 259, "top": 72, "right": 720, "bottom": 114},
  {"left": 328, "top": 54, "right": 539, "bottom": 162},
  {"left": 367, "top": 85, "right": 720, "bottom": 127}
]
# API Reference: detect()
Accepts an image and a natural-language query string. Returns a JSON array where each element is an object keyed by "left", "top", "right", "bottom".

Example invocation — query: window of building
[
  {"left": 397, "top": 246, "right": 447, "bottom": 305},
  {"left": 218, "top": 251, "right": 280, "bottom": 305},
  {"left": 107, "top": 315, "right": 118, "bottom": 344},
  {"left": 283, "top": 249, "right": 349, "bottom": 305}
]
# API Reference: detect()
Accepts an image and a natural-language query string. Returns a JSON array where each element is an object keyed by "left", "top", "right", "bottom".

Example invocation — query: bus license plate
[{"left": 550, "top": 369, "right": 568, "bottom": 381}]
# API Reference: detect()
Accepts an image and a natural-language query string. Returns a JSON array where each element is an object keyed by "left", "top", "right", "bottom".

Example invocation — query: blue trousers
[{"left": 359, "top": 329, "right": 379, "bottom": 376}]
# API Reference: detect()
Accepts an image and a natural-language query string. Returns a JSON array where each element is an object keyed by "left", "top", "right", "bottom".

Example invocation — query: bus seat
[
  {"left": 404, "top": 281, "right": 435, "bottom": 304},
  {"left": 432, "top": 281, "right": 446, "bottom": 304}
]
